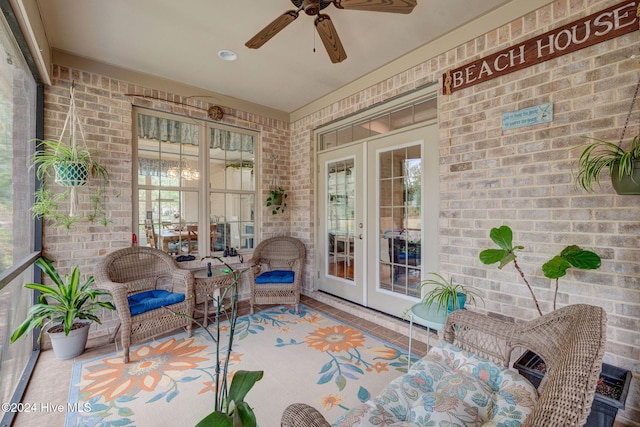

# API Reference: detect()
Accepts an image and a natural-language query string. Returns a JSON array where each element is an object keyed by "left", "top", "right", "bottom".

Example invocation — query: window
[
  {"left": 318, "top": 89, "right": 437, "bottom": 150},
  {"left": 0, "top": 4, "right": 39, "bottom": 420},
  {"left": 134, "top": 110, "right": 257, "bottom": 256}
]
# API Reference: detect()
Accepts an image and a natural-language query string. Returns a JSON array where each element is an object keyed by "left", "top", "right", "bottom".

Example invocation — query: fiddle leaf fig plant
[{"left": 480, "top": 225, "right": 601, "bottom": 315}]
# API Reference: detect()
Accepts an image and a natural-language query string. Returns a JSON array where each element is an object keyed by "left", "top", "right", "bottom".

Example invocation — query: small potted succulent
[{"left": 10, "top": 256, "right": 114, "bottom": 359}]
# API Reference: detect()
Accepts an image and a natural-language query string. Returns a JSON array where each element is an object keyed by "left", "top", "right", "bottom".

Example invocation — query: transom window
[{"left": 134, "top": 109, "right": 257, "bottom": 256}]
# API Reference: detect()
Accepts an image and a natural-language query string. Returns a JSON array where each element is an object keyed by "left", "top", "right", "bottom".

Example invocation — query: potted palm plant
[
  {"left": 419, "top": 272, "right": 483, "bottom": 313},
  {"left": 574, "top": 134, "right": 640, "bottom": 195},
  {"left": 10, "top": 256, "right": 115, "bottom": 360}
]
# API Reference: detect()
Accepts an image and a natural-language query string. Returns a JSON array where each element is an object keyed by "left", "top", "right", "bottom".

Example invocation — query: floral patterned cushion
[{"left": 333, "top": 341, "right": 538, "bottom": 427}]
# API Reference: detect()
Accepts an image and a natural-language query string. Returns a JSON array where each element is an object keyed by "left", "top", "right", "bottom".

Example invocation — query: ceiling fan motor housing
[{"left": 291, "top": 0, "right": 332, "bottom": 15}]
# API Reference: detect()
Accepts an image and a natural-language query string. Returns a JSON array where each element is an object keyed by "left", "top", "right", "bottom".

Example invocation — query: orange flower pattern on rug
[
  {"left": 67, "top": 305, "right": 412, "bottom": 427},
  {"left": 306, "top": 325, "right": 365, "bottom": 353},
  {"left": 80, "top": 337, "right": 208, "bottom": 402}
]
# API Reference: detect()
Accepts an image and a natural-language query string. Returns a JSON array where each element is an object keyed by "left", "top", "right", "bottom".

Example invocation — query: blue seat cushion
[
  {"left": 127, "top": 290, "right": 185, "bottom": 316},
  {"left": 255, "top": 270, "right": 295, "bottom": 284}
]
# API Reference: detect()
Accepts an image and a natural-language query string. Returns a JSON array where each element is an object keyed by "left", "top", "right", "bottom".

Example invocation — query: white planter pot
[{"left": 46, "top": 321, "right": 90, "bottom": 360}]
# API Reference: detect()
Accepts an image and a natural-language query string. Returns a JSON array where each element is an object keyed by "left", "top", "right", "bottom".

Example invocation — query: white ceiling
[{"left": 35, "top": 0, "right": 513, "bottom": 114}]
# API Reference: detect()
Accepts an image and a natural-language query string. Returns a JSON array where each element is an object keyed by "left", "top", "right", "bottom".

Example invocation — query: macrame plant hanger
[{"left": 57, "top": 81, "right": 91, "bottom": 217}]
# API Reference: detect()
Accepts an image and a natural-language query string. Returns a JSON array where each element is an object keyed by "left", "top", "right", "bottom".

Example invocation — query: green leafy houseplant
[
  {"left": 172, "top": 258, "right": 263, "bottom": 427},
  {"left": 419, "top": 272, "right": 483, "bottom": 313},
  {"left": 31, "top": 138, "right": 110, "bottom": 229},
  {"left": 574, "top": 134, "right": 640, "bottom": 194},
  {"left": 266, "top": 187, "right": 287, "bottom": 215},
  {"left": 10, "top": 256, "right": 115, "bottom": 343},
  {"left": 479, "top": 225, "right": 601, "bottom": 316}
]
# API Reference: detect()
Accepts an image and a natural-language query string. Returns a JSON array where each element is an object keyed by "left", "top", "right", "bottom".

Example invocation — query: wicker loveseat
[{"left": 281, "top": 304, "right": 607, "bottom": 427}]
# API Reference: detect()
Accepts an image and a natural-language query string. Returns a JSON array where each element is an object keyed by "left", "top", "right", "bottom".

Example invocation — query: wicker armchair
[
  {"left": 248, "top": 236, "right": 306, "bottom": 314},
  {"left": 281, "top": 304, "right": 607, "bottom": 427},
  {"left": 95, "top": 247, "right": 195, "bottom": 363}
]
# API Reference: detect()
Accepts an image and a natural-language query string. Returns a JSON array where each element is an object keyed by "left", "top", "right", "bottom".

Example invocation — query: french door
[
  {"left": 317, "top": 144, "right": 366, "bottom": 304},
  {"left": 317, "top": 125, "right": 438, "bottom": 318}
]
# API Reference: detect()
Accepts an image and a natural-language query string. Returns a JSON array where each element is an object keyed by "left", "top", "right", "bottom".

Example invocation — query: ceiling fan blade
[
  {"left": 315, "top": 14, "right": 347, "bottom": 63},
  {"left": 333, "top": 0, "right": 417, "bottom": 14},
  {"left": 245, "top": 10, "right": 299, "bottom": 49}
]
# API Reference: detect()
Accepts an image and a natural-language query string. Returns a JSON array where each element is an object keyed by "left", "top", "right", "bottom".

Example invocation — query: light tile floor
[{"left": 11, "top": 295, "right": 429, "bottom": 427}]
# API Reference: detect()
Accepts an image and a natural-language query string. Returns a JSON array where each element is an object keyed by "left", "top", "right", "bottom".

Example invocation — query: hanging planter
[
  {"left": 574, "top": 79, "right": 640, "bottom": 195},
  {"left": 54, "top": 161, "right": 89, "bottom": 187},
  {"left": 266, "top": 187, "right": 287, "bottom": 215},
  {"left": 30, "top": 83, "right": 110, "bottom": 228},
  {"left": 611, "top": 160, "right": 640, "bottom": 195}
]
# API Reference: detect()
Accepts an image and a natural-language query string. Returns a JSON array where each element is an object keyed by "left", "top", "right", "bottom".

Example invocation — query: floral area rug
[{"left": 65, "top": 304, "right": 413, "bottom": 427}]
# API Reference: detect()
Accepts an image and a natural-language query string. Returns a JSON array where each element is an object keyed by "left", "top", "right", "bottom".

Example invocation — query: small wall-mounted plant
[{"left": 266, "top": 187, "right": 287, "bottom": 215}]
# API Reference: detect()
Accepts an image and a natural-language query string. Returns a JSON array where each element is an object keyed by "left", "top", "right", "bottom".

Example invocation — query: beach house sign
[{"left": 443, "top": 1, "right": 639, "bottom": 95}]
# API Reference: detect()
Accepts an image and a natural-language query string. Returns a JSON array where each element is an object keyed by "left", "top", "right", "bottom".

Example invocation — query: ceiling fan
[{"left": 245, "top": 0, "right": 418, "bottom": 64}]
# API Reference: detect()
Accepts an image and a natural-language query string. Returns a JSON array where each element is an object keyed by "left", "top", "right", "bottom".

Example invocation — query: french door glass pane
[
  {"left": 327, "top": 159, "right": 355, "bottom": 281},
  {"left": 379, "top": 145, "right": 422, "bottom": 297}
]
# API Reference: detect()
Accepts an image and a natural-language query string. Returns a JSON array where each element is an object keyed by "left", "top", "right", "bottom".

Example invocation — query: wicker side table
[{"left": 193, "top": 267, "right": 235, "bottom": 326}]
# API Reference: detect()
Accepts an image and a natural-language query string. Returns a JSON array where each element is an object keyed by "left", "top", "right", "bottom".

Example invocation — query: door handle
[{"left": 358, "top": 234, "right": 363, "bottom": 240}]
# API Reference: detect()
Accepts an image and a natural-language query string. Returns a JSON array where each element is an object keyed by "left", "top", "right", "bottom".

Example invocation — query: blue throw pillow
[
  {"left": 255, "top": 270, "right": 295, "bottom": 284},
  {"left": 127, "top": 290, "right": 185, "bottom": 316}
]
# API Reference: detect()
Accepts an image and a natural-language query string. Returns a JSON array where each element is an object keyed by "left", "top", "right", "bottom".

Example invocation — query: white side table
[{"left": 407, "top": 302, "right": 448, "bottom": 369}]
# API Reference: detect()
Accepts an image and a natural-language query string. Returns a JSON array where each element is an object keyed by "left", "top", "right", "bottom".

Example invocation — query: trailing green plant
[
  {"left": 31, "top": 139, "right": 109, "bottom": 183},
  {"left": 419, "top": 272, "right": 483, "bottom": 312},
  {"left": 10, "top": 256, "right": 115, "bottom": 342},
  {"left": 171, "top": 257, "right": 263, "bottom": 427},
  {"left": 30, "top": 138, "right": 111, "bottom": 230},
  {"left": 266, "top": 187, "right": 287, "bottom": 215},
  {"left": 479, "top": 225, "right": 601, "bottom": 316},
  {"left": 574, "top": 134, "right": 640, "bottom": 192}
]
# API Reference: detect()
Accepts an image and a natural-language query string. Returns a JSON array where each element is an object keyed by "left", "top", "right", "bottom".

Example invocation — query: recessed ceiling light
[{"left": 218, "top": 49, "right": 238, "bottom": 61}]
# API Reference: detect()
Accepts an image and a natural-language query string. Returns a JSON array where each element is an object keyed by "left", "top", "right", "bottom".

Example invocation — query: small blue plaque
[{"left": 502, "top": 103, "right": 553, "bottom": 131}]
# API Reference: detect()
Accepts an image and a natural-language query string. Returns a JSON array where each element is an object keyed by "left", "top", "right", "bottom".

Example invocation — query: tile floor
[{"left": 11, "top": 294, "right": 429, "bottom": 427}]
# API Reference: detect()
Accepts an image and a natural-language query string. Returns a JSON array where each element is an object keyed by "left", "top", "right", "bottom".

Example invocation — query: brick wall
[
  {"left": 42, "top": 65, "right": 293, "bottom": 337},
  {"left": 291, "top": 1, "right": 639, "bottom": 423}
]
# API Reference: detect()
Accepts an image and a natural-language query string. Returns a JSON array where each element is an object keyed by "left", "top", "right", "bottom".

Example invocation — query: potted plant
[
  {"left": 10, "top": 256, "right": 115, "bottom": 360},
  {"left": 172, "top": 257, "right": 263, "bottom": 427},
  {"left": 479, "top": 225, "right": 601, "bottom": 316},
  {"left": 30, "top": 83, "right": 111, "bottom": 230},
  {"left": 31, "top": 139, "right": 109, "bottom": 187},
  {"left": 266, "top": 187, "right": 287, "bottom": 215},
  {"left": 419, "top": 272, "right": 483, "bottom": 313},
  {"left": 574, "top": 134, "right": 640, "bottom": 195}
]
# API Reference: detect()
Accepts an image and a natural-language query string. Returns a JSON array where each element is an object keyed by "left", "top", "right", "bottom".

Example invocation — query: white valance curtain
[{"left": 137, "top": 114, "right": 255, "bottom": 176}]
